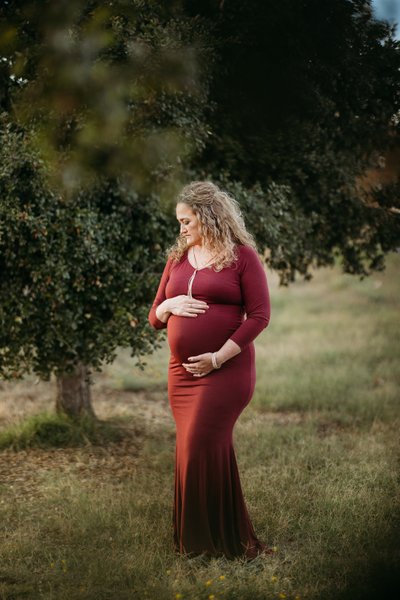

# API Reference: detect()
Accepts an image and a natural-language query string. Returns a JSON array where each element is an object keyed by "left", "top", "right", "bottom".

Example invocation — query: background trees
[
  {"left": 0, "top": 120, "right": 172, "bottom": 415},
  {"left": 183, "top": 0, "right": 400, "bottom": 283},
  {"left": 1, "top": 0, "right": 399, "bottom": 416},
  {"left": 0, "top": 0, "right": 211, "bottom": 415}
]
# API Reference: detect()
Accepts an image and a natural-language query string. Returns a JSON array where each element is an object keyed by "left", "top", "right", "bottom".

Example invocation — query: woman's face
[{"left": 176, "top": 202, "right": 203, "bottom": 246}]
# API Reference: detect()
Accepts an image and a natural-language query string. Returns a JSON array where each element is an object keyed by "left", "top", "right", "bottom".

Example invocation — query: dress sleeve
[
  {"left": 228, "top": 246, "right": 271, "bottom": 350},
  {"left": 148, "top": 257, "right": 173, "bottom": 330}
]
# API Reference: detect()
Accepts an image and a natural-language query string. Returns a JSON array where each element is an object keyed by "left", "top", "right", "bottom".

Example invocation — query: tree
[
  {"left": 183, "top": 0, "right": 400, "bottom": 284},
  {"left": 2, "top": 0, "right": 399, "bottom": 418},
  {"left": 0, "top": 0, "right": 213, "bottom": 416},
  {"left": 0, "top": 119, "right": 171, "bottom": 415}
]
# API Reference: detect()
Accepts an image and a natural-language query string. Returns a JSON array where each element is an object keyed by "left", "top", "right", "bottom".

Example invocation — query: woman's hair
[{"left": 166, "top": 181, "right": 258, "bottom": 271}]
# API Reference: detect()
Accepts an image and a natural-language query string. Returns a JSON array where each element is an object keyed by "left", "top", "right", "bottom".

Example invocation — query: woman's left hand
[{"left": 182, "top": 353, "right": 215, "bottom": 377}]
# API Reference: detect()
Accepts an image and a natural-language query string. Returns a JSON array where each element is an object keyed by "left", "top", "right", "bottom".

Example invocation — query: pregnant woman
[{"left": 148, "top": 181, "right": 272, "bottom": 561}]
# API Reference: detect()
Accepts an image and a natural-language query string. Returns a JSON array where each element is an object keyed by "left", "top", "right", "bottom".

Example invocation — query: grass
[
  {"left": 0, "top": 411, "right": 127, "bottom": 451},
  {"left": 0, "top": 253, "right": 399, "bottom": 599}
]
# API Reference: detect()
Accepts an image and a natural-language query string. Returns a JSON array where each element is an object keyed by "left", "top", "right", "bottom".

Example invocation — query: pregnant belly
[{"left": 167, "top": 303, "right": 243, "bottom": 363}]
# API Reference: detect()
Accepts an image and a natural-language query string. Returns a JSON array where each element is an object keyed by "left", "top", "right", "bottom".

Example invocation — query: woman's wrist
[
  {"left": 211, "top": 352, "right": 221, "bottom": 369},
  {"left": 155, "top": 299, "right": 172, "bottom": 323},
  {"left": 213, "top": 340, "right": 241, "bottom": 367}
]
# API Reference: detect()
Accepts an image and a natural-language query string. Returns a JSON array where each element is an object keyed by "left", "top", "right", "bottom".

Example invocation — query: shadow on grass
[
  {"left": 334, "top": 528, "right": 400, "bottom": 600},
  {"left": 318, "top": 494, "right": 400, "bottom": 600},
  {"left": 0, "top": 410, "right": 129, "bottom": 451}
]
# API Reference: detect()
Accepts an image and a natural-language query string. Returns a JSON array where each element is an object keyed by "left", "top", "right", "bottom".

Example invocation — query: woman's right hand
[{"left": 167, "top": 295, "right": 209, "bottom": 318}]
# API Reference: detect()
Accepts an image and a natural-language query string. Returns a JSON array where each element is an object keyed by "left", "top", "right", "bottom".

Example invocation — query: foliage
[
  {"left": 0, "top": 0, "right": 214, "bottom": 195},
  {"left": 0, "top": 118, "right": 175, "bottom": 379},
  {"left": 0, "top": 1, "right": 212, "bottom": 381},
  {"left": 185, "top": 0, "right": 400, "bottom": 283},
  {"left": 1, "top": 0, "right": 399, "bottom": 384}
]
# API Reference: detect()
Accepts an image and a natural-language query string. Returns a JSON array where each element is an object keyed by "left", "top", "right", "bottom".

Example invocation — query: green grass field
[{"left": 0, "top": 253, "right": 399, "bottom": 600}]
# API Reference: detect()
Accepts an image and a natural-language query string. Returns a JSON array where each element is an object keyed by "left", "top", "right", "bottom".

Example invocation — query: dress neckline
[{"left": 185, "top": 247, "right": 216, "bottom": 271}]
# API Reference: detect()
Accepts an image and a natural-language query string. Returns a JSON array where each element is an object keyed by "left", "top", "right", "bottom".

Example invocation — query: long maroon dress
[{"left": 148, "top": 243, "right": 271, "bottom": 560}]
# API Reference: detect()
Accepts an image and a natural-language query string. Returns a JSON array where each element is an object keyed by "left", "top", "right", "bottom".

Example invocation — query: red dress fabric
[{"left": 148, "top": 243, "right": 271, "bottom": 560}]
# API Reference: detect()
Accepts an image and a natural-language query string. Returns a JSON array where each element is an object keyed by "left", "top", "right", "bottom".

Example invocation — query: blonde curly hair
[{"left": 166, "top": 181, "right": 258, "bottom": 271}]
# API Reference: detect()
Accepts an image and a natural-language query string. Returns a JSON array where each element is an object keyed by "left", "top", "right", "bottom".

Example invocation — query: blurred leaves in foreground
[{"left": 1, "top": 0, "right": 213, "bottom": 197}]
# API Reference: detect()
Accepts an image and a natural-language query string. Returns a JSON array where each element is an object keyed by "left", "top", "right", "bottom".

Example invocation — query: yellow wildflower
[
  {"left": 205, "top": 579, "right": 213, "bottom": 586},
  {"left": 279, "top": 593, "right": 286, "bottom": 599},
  {"left": 208, "top": 596, "right": 215, "bottom": 600},
  {"left": 50, "top": 563, "right": 55, "bottom": 568},
  {"left": 175, "top": 594, "right": 183, "bottom": 599},
  {"left": 219, "top": 575, "right": 226, "bottom": 580},
  {"left": 166, "top": 569, "right": 171, "bottom": 575},
  {"left": 271, "top": 575, "right": 278, "bottom": 583},
  {"left": 272, "top": 546, "right": 278, "bottom": 552}
]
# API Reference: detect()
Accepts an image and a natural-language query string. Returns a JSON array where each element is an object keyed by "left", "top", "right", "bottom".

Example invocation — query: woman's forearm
[
  {"left": 155, "top": 299, "right": 172, "bottom": 324},
  {"left": 215, "top": 338, "right": 241, "bottom": 366}
]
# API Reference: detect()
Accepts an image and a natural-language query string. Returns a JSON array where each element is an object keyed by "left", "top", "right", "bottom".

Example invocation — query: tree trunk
[{"left": 56, "top": 362, "right": 97, "bottom": 419}]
